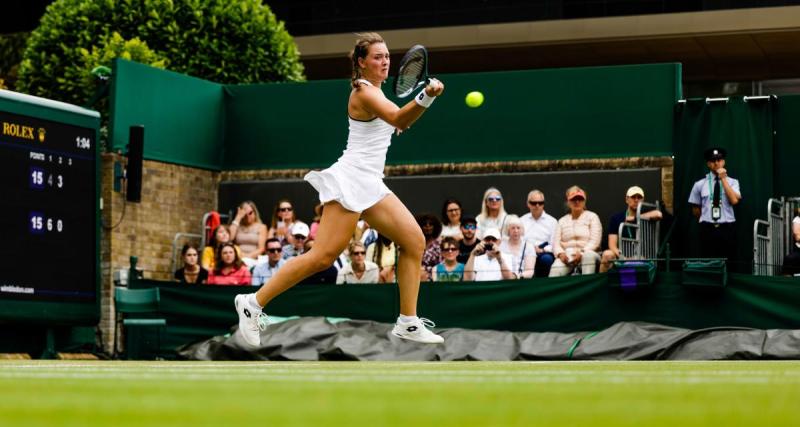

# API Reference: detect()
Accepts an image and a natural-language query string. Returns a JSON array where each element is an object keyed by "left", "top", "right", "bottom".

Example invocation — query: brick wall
[{"left": 99, "top": 153, "right": 218, "bottom": 352}]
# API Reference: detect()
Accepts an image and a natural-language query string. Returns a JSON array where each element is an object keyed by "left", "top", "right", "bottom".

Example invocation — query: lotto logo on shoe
[
  {"left": 243, "top": 308, "right": 251, "bottom": 318},
  {"left": 418, "top": 92, "right": 424, "bottom": 101},
  {"left": 406, "top": 326, "right": 418, "bottom": 332}
]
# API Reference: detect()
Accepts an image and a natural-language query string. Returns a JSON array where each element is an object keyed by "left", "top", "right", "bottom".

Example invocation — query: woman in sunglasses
[
  {"left": 549, "top": 186, "right": 602, "bottom": 277},
  {"left": 440, "top": 198, "right": 463, "bottom": 240},
  {"left": 268, "top": 199, "right": 305, "bottom": 246},
  {"left": 229, "top": 200, "right": 268, "bottom": 266},
  {"left": 476, "top": 187, "right": 508, "bottom": 240}
]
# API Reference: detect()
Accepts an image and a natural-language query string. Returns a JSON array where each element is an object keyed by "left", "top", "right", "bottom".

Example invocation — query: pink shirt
[
  {"left": 207, "top": 265, "right": 252, "bottom": 286},
  {"left": 553, "top": 210, "right": 602, "bottom": 256}
]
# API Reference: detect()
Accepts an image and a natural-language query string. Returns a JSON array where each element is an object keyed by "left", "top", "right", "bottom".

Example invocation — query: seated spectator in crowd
[
  {"left": 464, "top": 228, "right": 515, "bottom": 282},
  {"left": 309, "top": 203, "right": 323, "bottom": 241},
  {"left": 549, "top": 186, "right": 602, "bottom": 277},
  {"left": 417, "top": 213, "right": 443, "bottom": 281},
  {"left": 201, "top": 225, "right": 241, "bottom": 271},
  {"left": 432, "top": 237, "right": 464, "bottom": 282},
  {"left": 600, "top": 186, "right": 663, "bottom": 273},
  {"left": 354, "top": 219, "right": 379, "bottom": 247},
  {"left": 783, "top": 207, "right": 800, "bottom": 276},
  {"left": 299, "top": 239, "right": 338, "bottom": 284},
  {"left": 337, "top": 241, "right": 380, "bottom": 284},
  {"left": 229, "top": 200, "right": 268, "bottom": 267},
  {"left": 457, "top": 217, "right": 479, "bottom": 264},
  {"left": 440, "top": 198, "right": 464, "bottom": 240},
  {"left": 476, "top": 187, "right": 508, "bottom": 239},
  {"left": 366, "top": 233, "right": 397, "bottom": 283},
  {"left": 174, "top": 243, "right": 208, "bottom": 284},
  {"left": 520, "top": 189, "right": 558, "bottom": 277},
  {"left": 207, "top": 242, "right": 252, "bottom": 285},
  {"left": 268, "top": 199, "right": 305, "bottom": 246},
  {"left": 282, "top": 222, "right": 309, "bottom": 260},
  {"left": 499, "top": 215, "right": 535, "bottom": 279},
  {"left": 251, "top": 238, "right": 285, "bottom": 286}
]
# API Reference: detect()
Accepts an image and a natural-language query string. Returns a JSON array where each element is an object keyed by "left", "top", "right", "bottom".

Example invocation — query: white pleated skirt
[{"left": 304, "top": 161, "right": 392, "bottom": 213}]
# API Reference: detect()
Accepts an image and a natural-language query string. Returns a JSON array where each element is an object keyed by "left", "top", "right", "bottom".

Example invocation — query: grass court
[{"left": 1, "top": 360, "right": 798, "bottom": 427}]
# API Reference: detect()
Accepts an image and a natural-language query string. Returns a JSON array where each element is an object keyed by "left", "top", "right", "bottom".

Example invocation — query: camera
[{"left": 484, "top": 243, "right": 494, "bottom": 252}]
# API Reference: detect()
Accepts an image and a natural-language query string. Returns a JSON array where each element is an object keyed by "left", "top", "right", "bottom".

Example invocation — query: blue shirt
[
  {"left": 433, "top": 262, "right": 464, "bottom": 282},
  {"left": 688, "top": 172, "right": 741, "bottom": 223},
  {"left": 251, "top": 259, "right": 285, "bottom": 286}
]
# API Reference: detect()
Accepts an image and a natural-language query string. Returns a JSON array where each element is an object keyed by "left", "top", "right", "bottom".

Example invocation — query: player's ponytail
[{"left": 350, "top": 32, "right": 384, "bottom": 88}]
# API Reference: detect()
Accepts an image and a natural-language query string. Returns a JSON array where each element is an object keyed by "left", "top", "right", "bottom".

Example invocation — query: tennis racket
[{"left": 393, "top": 44, "right": 430, "bottom": 98}]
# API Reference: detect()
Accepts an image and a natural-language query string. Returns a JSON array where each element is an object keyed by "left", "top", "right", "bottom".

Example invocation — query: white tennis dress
[{"left": 304, "top": 79, "right": 396, "bottom": 212}]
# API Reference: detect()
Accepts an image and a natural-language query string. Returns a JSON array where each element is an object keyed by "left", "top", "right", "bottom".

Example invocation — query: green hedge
[
  {"left": 17, "top": 0, "right": 304, "bottom": 106},
  {"left": 0, "top": 32, "right": 30, "bottom": 90}
]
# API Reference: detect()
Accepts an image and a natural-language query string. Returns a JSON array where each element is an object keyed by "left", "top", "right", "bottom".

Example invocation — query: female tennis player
[{"left": 235, "top": 33, "right": 445, "bottom": 345}]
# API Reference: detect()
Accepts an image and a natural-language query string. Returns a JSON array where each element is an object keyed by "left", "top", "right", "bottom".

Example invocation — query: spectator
[
  {"left": 251, "top": 238, "right": 285, "bottom": 286},
  {"left": 432, "top": 236, "right": 464, "bottom": 282},
  {"left": 499, "top": 215, "right": 535, "bottom": 279},
  {"left": 688, "top": 147, "right": 741, "bottom": 262},
  {"left": 457, "top": 217, "right": 479, "bottom": 264},
  {"left": 520, "top": 189, "right": 558, "bottom": 277},
  {"left": 782, "top": 207, "right": 800, "bottom": 276},
  {"left": 355, "top": 219, "right": 379, "bottom": 247},
  {"left": 309, "top": 203, "right": 323, "bottom": 241},
  {"left": 600, "top": 186, "right": 663, "bottom": 272},
  {"left": 366, "top": 233, "right": 397, "bottom": 283},
  {"left": 337, "top": 241, "right": 380, "bottom": 284},
  {"left": 229, "top": 200, "right": 268, "bottom": 267},
  {"left": 201, "top": 225, "right": 241, "bottom": 271},
  {"left": 299, "top": 240, "right": 338, "bottom": 284},
  {"left": 440, "top": 198, "right": 464, "bottom": 240},
  {"left": 174, "top": 243, "right": 208, "bottom": 284},
  {"left": 282, "top": 222, "right": 310, "bottom": 260},
  {"left": 208, "top": 242, "right": 252, "bottom": 285},
  {"left": 268, "top": 199, "right": 305, "bottom": 246},
  {"left": 549, "top": 186, "right": 602, "bottom": 277},
  {"left": 464, "top": 228, "right": 515, "bottom": 282},
  {"left": 476, "top": 187, "right": 508, "bottom": 239},
  {"left": 417, "top": 213, "right": 443, "bottom": 281}
]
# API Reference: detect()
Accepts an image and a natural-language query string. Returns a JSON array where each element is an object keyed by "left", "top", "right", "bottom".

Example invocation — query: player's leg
[
  {"left": 235, "top": 201, "right": 359, "bottom": 345},
  {"left": 362, "top": 194, "right": 444, "bottom": 343}
]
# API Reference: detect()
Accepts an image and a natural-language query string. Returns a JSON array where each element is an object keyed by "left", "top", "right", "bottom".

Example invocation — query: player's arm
[{"left": 356, "top": 80, "right": 444, "bottom": 130}]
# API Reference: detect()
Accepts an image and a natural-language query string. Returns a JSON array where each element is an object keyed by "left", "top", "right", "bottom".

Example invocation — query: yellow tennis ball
[{"left": 465, "top": 91, "right": 484, "bottom": 108}]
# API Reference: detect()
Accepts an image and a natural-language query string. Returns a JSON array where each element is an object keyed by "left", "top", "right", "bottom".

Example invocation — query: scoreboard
[{"left": 0, "top": 90, "right": 100, "bottom": 325}]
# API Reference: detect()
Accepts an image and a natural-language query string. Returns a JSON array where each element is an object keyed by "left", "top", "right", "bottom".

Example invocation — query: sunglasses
[
  {"left": 462, "top": 224, "right": 477, "bottom": 230},
  {"left": 446, "top": 208, "right": 461, "bottom": 213},
  {"left": 487, "top": 196, "right": 502, "bottom": 202},
  {"left": 570, "top": 197, "right": 585, "bottom": 202},
  {"left": 246, "top": 211, "right": 256, "bottom": 216},
  {"left": 351, "top": 251, "right": 366, "bottom": 256},
  {"left": 267, "top": 248, "right": 282, "bottom": 253},
  {"left": 278, "top": 207, "right": 293, "bottom": 212},
  {"left": 528, "top": 201, "right": 545, "bottom": 206},
  {"left": 442, "top": 247, "right": 458, "bottom": 252},
  {"left": 293, "top": 234, "right": 307, "bottom": 240}
]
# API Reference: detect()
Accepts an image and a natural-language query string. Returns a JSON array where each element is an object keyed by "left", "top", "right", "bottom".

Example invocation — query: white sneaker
[
  {"left": 391, "top": 317, "right": 444, "bottom": 344},
  {"left": 234, "top": 294, "right": 268, "bottom": 346}
]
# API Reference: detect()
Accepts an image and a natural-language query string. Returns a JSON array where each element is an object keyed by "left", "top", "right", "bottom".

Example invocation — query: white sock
[
  {"left": 398, "top": 314, "right": 418, "bottom": 324},
  {"left": 247, "top": 293, "right": 263, "bottom": 310}
]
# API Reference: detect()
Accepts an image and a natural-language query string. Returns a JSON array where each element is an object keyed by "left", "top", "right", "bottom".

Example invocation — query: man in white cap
[
  {"left": 463, "top": 227, "right": 515, "bottom": 282},
  {"left": 599, "top": 186, "right": 663, "bottom": 272},
  {"left": 281, "top": 222, "right": 310, "bottom": 260}
]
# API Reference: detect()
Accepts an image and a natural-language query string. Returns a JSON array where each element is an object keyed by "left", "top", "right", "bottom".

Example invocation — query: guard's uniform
[{"left": 688, "top": 171, "right": 741, "bottom": 261}]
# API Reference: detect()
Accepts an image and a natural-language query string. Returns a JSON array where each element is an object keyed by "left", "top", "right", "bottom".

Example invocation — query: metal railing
[
  {"left": 753, "top": 219, "right": 771, "bottom": 276},
  {"left": 619, "top": 201, "right": 661, "bottom": 260}
]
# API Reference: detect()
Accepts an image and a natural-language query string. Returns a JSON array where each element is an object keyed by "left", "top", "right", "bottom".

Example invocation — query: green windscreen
[
  {"left": 109, "top": 59, "right": 225, "bottom": 170},
  {"left": 775, "top": 95, "right": 800, "bottom": 197},
  {"left": 222, "top": 63, "right": 682, "bottom": 170}
]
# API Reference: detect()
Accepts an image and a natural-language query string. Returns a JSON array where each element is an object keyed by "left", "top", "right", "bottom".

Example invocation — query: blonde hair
[
  {"left": 239, "top": 201, "right": 263, "bottom": 226},
  {"left": 349, "top": 32, "right": 385, "bottom": 89},
  {"left": 477, "top": 187, "right": 507, "bottom": 221}
]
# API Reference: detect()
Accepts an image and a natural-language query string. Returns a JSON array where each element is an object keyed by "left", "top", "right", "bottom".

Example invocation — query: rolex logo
[{"left": 38, "top": 128, "right": 46, "bottom": 143}]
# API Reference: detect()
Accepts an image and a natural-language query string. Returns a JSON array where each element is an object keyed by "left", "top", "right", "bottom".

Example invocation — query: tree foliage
[{"left": 18, "top": 0, "right": 305, "bottom": 105}]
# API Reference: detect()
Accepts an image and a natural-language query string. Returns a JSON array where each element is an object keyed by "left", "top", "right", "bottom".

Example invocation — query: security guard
[{"left": 688, "top": 147, "right": 741, "bottom": 262}]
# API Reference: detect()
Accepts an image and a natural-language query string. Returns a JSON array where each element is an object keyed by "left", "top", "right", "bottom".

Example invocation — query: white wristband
[{"left": 414, "top": 90, "right": 436, "bottom": 108}]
